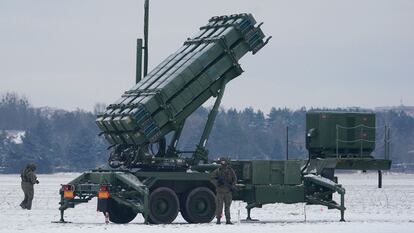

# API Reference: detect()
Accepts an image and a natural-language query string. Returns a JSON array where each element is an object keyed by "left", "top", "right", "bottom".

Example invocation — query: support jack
[
  {"left": 51, "top": 210, "right": 71, "bottom": 223},
  {"left": 241, "top": 208, "right": 259, "bottom": 222}
]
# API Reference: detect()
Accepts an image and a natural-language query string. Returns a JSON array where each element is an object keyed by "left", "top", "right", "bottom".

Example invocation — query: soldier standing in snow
[
  {"left": 20, "top": 163, "right": 39, "bottom": 210},
  {"left": 210, "top": 157, "right": 237, "bottom": 225}
]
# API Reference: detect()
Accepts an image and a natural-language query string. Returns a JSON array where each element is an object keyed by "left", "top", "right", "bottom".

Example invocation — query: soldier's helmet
[
  {"left": 218, "top": 157, "right": 229, "bottom": 166},
  {"left": 29, "top": 163, "right": 37, "bottom": 171}
]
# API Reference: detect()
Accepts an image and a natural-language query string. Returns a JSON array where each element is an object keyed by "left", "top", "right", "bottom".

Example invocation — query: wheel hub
[
  {"left": 156, "top": 199, "right": 168, "bottom": 214},
  {"left": 194, "top": 198, "right": 207, "bottom": 213}
]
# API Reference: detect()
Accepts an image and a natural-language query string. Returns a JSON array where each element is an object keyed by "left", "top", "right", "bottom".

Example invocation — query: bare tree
[{"left": 93, "top": 102, "right": 107, "bottom": 115}]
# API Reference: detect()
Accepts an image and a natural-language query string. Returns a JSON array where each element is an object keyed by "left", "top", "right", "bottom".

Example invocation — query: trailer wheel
[
  {"left": 182, "top": 187, "right": 216, "bottom": 223},
  {"left": 107, "top": 198, "right": 137, "bottom": 224},
  {"left": 148, "top": 187, "right": 179, "bottom": 224}
]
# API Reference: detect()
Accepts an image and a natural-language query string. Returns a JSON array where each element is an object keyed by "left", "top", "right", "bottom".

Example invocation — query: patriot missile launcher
[{"left": 57, "top": 3, "right": 390, "bottom": 225}]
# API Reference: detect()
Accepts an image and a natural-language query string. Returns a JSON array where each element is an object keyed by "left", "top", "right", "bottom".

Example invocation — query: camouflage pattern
[
  {"left": 215, "top": 191, "right": 233, "bottom": 221},
  {"left": 20, "top": 164, "right": 38, "bottom": 210},
  {"left": 210, "top": 161, "right": 237, "bottom": 221},
  {"left": 210, "top": 164, "right": 237, "bottom": 193}
]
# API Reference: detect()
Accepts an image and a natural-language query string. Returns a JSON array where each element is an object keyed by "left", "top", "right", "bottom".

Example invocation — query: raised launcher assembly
[{"left": 96, "top": 14, "right": 271, "bottom": 169}]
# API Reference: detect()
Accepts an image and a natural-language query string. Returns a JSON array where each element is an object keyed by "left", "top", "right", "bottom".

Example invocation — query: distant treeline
[{"left": 0, "top": 92, "right": 413, "bottom": 173}]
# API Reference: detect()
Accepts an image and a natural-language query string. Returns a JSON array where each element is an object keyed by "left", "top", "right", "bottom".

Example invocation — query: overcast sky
[{"left": 0, "top": 0, "right": 413, "bottom": 112}]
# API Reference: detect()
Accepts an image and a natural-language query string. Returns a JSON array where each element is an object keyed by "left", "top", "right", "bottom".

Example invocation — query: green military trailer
[
  {"left": 57, "top": 13, "right": 348, "bottom": 224},
  {"left": 58, "top": 159, "right": 346, "bottom": 224},
  {"left": 57, "top": 6, "right": 391, "bottom": 224}
]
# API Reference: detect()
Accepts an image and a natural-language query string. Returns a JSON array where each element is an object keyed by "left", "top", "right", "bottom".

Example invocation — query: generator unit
[
  {"left": 306, "top": 111, "right": 376, "bottom": 158},
  {"left": 306, "top": 111, "right": 391, "bottom": 171}
]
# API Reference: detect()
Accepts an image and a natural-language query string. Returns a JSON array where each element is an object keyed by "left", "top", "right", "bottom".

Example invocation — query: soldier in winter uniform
[
  {"left": 210, "top": 157, "right": 237, "bottom": 224},
  {"left": 20, "top": 163, "right": 39, "bottom": 210}
]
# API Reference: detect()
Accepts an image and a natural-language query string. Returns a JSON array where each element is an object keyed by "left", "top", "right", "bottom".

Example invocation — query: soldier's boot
[
  {"left": 216, "top": 218, "right": 221, "bottom": 225},
  {"left": 226, "top": 219, "right": 233, "bottom": 225}
]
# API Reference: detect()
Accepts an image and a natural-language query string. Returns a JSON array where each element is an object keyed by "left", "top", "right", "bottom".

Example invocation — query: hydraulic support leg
[
  {"left": 193, "top": 81, "right": 226, "bottom": 163},
  {"left": 244, "top": 203, "right": 260, "bottom": 221},
  {"left": 59, "top": 209, "right": 65, "bottom": 222},
  {"left": 52, "top": 203, "right": 70, "bottom": 223},
  {"left": 378, "top": 170, "right": 383, "bottom": 188},
  {"left": 246, "top": 208, "right": 252, "bottom": 221},
  {"left": 52, "top": 195, "right": 69, "bottom": 223},
  {"left": 340, "top": 192, "right": 345, "bottom": 222}
]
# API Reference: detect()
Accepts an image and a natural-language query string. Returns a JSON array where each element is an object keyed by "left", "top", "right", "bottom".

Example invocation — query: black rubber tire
[
  {"left": 148, "top": 187, "right": 179, "bottom": 224},
  {"left": 183, "top": 187, "right": 216, "bottom": 223},
  {"left": 107, "top": 198, "right": 138, "bottom": 224}
]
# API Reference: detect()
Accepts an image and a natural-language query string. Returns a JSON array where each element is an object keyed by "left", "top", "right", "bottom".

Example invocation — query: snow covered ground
[{"left": 0, "top": 172, "right": 413, "bottom": 233}]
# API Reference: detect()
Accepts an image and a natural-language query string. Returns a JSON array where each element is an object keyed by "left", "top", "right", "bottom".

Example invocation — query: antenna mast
[{"left": 136, "top": 0, "right": 149, "bottom": 84}]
